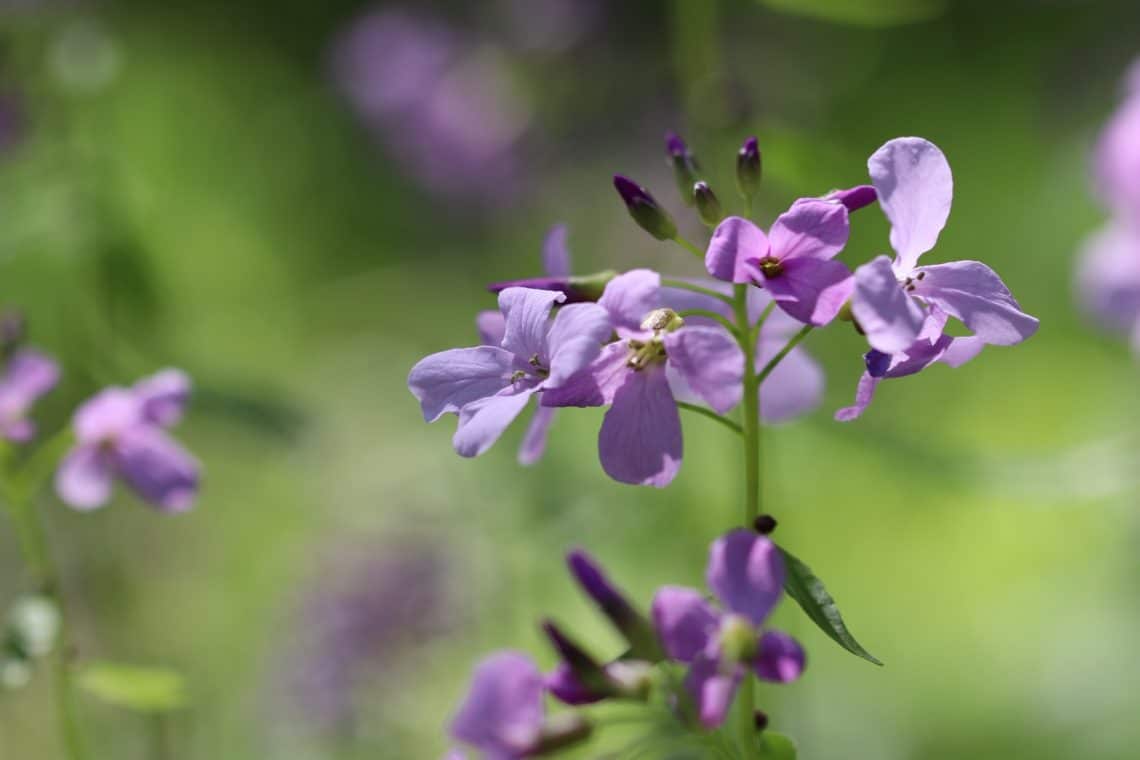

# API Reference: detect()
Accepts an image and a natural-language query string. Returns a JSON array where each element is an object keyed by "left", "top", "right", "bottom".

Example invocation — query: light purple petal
[
  {"left": 132, "top": 368, "right": 190, "bottom": 427},
  {"left": 851, "top": 255, "right": 926, "bottom": 353},
  {"left": 1, "top": 350, "right": 59, "bottom": 404},
  {"left": 706, "top": 530, "right": 784, "bottom": 626},
  {"left": 517, "top": 406, "right": 555, "bottom": 466},
  {"left": 72, "top": 388, "right": 144, "bottom": 443},
  {"left": 763, "top": 257, "right": 854, "bottom": 326},
  {"left": 834, "top": 372, "right": 879, "bottom": 422},
  {"left": 869, "top": 137, "right": 953, "bottom": 271},
  {"left": 1, "top": 418, "right": 36, "bottom": 443},
  {"left": 453, "top": 387, "right": 537, "bottom": 458},
  {"left": 598, "top": 364, "right": 681, "bottom": 487},
  {"left": 542, "top": 224, "right": 571, "bottom": 277},
  {"left": 1095, "top": 89, "right": 1140, "bottom": 220},
  {"left": 541, "top": 342, "right": 628, "bottom": 408},
  {"left": 914, "top": 261, "right": 1039, "bottom": 345},
  {"left": 684, "top": 650, "right": 741, "bottom": 730},
  {"left": 598, "top": 269, "right": 661, "bottom": 334},
  {"left": 663, "top": 326, "right": 743, "bottom": 414},
  {"left": 544, "top": 303, "right": 612, "bottom": 384},
  {"left": 450, "top": 651, "right": 545, "bottom": 756},
  {"left": 753, "top": 630, "right": 806, "bottom": 683},
  {"left": 1077, "top": 223, "right": 1140, "bottom": 332},
  {"left": 498, "top": 287, "right": 565, "bottom": 361},
  {"left": 941, "top": 336, "right": 986, "bottom": 368},
  {"left": 408, "top": 346, "right": 515, "bottom": 422},
  {"left": 477, "top": 310, "right": 507, "bottom": 346},
  {"left": 768, "top": 198, "right": 850, "bottom": 262},
  {"left": 650, "top": 586, "right": 719, "bottom": 663},
  {"left": 756, "top": 341, "right": 823, "bottom": 424},
  {"left": 55, "top": 444, "right": 114, "bottom": 511},
  {"left": 115, "top": 427, "right": 200, "bottom": 513},
  {"left": 706, "top": 217, "right": 768, "bottom": 283}
]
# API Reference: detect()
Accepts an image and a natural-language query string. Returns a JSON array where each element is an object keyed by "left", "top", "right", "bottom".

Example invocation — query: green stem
[
  {"left": 661, "top": 278, "right": 735, "bottom": 307},
  {"left": 677, "top": 309, "right": 740, "bottom": 338},
  {"left": 756, "top": 326, "right": 813, "bottom": 384},
  {"left": 672, "top": 235, "right": 706, "bottom": 260},
  {"left": 677, "top": 402, "right": 742, "bottom": 436}
]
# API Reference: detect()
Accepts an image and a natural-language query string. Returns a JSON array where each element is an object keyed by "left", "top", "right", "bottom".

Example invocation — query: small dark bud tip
[
  {"left": 613, "top": 174, "right": 651, "bottom": 207},
  {"left": 612, "top": 175, "right": 676, "bottom": 241},
  {"left": 753, "top": 514, "right": 778, "bottom": 535},
  {"left": 665, "top": 131, "right": 687, "bottom": 158},
  {"left": 754, "top": 710, "right": 770, "bottom": 731},
  {"left": 693, "top": 181, "right": 724, "bottom": 226},
  {"left": 736, "top": 136, "right": 763, "bottom": 198}
]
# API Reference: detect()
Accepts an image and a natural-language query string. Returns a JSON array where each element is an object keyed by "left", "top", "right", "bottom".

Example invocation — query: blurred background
[{"left": 1, "top": 0, "right": 1139, "bottom": 757}]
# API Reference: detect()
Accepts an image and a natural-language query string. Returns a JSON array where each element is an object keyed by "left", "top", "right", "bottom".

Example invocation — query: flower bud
[
  {"left": 486, "top": 270, "right": 617, "bottom": 304},
  {"left": 693, "top": 181, "right": 724, "bottom": 226},
  {"left": 736, "top": 136, "right": 762, "bottom": 199},
  {"left": 829, "top": 184, "right": 877, "bottom": 213},
  {"left": 665, "top": 132, "right": 700, "bottom": 206},
  {"left": 566, "top": 550, "right": 664, "bottom": 661},
  {"left": 753, "top": 514, "right": 778, "bottom": 535},
  {"left": 613, "top": 175, "right": 677, "bottom": 241},
  {"left": 541, "top": 620, "right": 613, "bottom": 697}
]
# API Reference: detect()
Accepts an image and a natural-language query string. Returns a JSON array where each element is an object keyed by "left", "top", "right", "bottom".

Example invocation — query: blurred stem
[
  {"left": 672, "top": 235, "right": 706, "bottom": 260},
  {"left": 661, "top": 278, "right": 735, "bottom": 307},
  {"left": 677, "top": 402, "right": 742, "bottom": 436},
  {"left": 669, "top": 0, "right": 726, "bottom": 128},
  {"left": 151, "top": 713, "right": 172, "bottom": 760},
  {"left": 756, "top": 327, "right": 813, "bottom": 384},
  {"left": 677, "top": 309, "right": 740, "bottom": 338}
]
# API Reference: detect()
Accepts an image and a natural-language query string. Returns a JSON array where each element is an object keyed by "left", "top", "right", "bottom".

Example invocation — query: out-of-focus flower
[
  {"left": 55, "top": 369, "right": 198, "bottom": 512},
  {"left": 331, "top": 8, "right": 532, "bottom": 202},
  {"left": 651, "top": 530, "right": 805, "bottom": 729},
  {"left": 705, "top": 199, "right": 854, "bottom": 325},
  {"left": 543, "top": 269, "right": 744, "bottom": 487},
  {"left": 408, "top": 287, "right": 611, "bottom": 459},
  {"left": 447, "top": 651, "right": 546, "bottom": 759},
  {"left": 1095, "top": 62, "right": 1140, "bottom": 222},
  {"left": 0, "top": 350, "right": 59, "bottom": 442}
]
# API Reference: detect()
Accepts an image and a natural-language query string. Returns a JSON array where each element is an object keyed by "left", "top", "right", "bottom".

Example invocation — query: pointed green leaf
[
  {"left": 760, "top": 731, "right": 798, "bottom": 759},
  {"left": 77, "top": 661, "right": 188, "bottom": 713},
  {"left": 779, "top": 547, "right": 883, "bottom": 666}
]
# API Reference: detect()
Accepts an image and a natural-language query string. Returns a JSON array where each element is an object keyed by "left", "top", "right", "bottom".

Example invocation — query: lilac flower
[
  {"left": 0, "top": 350, "right": 59, "bottom": 442},
  {"left": 543, "top": 270, "right": 744, "bottom": 487},
  {"left": 55, "top": 369, "right": 198, "bottom": 512},
  {"left": 705, "top": 198, "right": 854, "bottom": 325},
  {"left": 448, "top": 651, "right": 546, "bottom": 759},
  {"left": 1094, "top": 62, "right": 1140, "bottom": 222},
  {"left": 1077, "top": 220, "right": 1140, "bottom": 352},
  {"left": 651, "top": 530, "right": 805, "bottom": 729},
  {"left": 409, "top": 287, "right": 611, "bottom": 459},
  {"left": 850, "top": 137, "right": 1038, "bottom": 354}
]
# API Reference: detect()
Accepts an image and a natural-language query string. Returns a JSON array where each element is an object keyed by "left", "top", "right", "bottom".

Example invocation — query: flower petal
[
  {"left": 940, "top": 336, "right": 986, "bottom": 368},
  {"left": 542, "top": 223, "right": 571, "bottom": 277},
  {"left": 1077, "top": 223, "right": 1140, "bottom": 333},
  {"left": 1095, "top": 89, "right": 1140, "bottom": 220},
  {"left": 450, "top": 651, "right": 545, "bottom": 756},
  {"left": 517, "top": 406, "right": 555, "bottom": 466},
  {"left": 663, "top": 326, "right": 743, "bottom": 414},
  {"left": 453, "top": 387, "right": 537, "bottom": 458},
  {"left": 753, "top": 630, "right": 806, "bottom": 683},
  {"left": 55, "top": 444, "right": 114, "bottom": 511},
  {"left": 598, "top": 269, "right": 661, "bottom": 335},
  {"left": 598, "top": 364, "right": 681, "bottom": 487},
  {"left": 869, "top": 137, "right": 953, "bottom": 270},
  {"left": 757, "top": 341, "right": 823, "bottom": 424},
  {"left": 476, "top": 310, "right": 507, "bottom": 346},
  {"left": 706, "top": 217, "right": 768, "bottom": 283},
  {"left": 115, "top": 427, "right": 199, "bottom": 512},
  {"left": 651, "top": 586, "right": 719, "bottom": 663},
  {"left": 73, "top": 388, "right": 144, "bottom": 443},
  {"left": 763, "top": 257, "right": 854, "bottom": 326},
  {"left": 545, "top": 662, "right": 604, "bottom": 706},
  {"left": 132, "top": 368, "right": 190, "bottom": 427},
  {"left": 914, "top": 261, "right": 1038, "bottom": 345},
  {"left": 834, "top": 373, "right": 880, "bottom": 422},
  {"left": 0, "top": 350, "right": 59, "bottom": 407},
  {"left": 545, "top": 303, "right": 612, "bottom": 384},
  {"left": 541, "top": 342, "right": 629, "bottom": 408},
  {"left": 408, "top": 347, "right": 515, "bottom": 422},
  {"left": 706, "top": 530, "right": 784, "bottom": 626},
  {"left": 684, "top": 650, "right": 741, "bottom": 730},
  {"left": 768, "top": 198, "right": 850, "bottom": 261},
  {"left": 851, "top": 255, "right": 926, "bottom": 353},
  {"left": 499, "top": 287, "right": 565, "bottom": 361}
]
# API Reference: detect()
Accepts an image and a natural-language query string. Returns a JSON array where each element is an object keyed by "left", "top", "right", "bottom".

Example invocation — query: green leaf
[
  {"left": 760, "top": 731, "right": 798, "bottom": 759},
  {"left": 77, "top": 661, "right": 188, "bottom": 713},
  {"left": 779, "top": 547, "right": 883, "bottom": 666},
  {"left": 757, "top": 0, "right": 946, "bottom": 27}
]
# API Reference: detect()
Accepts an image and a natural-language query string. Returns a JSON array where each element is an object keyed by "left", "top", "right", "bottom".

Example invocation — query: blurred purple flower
[
  {"left": 448, "top": 651, "right": 545, "bottom": 759},
  {"left": 705, "top": 199, "right": 854, "bottom": 325},
  {"left": 1077, "top": 221, "right": 1140, "bottom": 351},
  {"left": 651, "top": 530, "right": 804, "bottom": 729},
  {"left": 409, "top": 286, "right": 611, "bottom": 459},
  {"left": 1095, "top": 61, "right": 1140, "bottom": 222},
  {"left": 0, "top": 349, "right": 58, "bottom": 442},
  {"left": 331, "top": 8, "right": 532, "bottom": 202},
  {"left": 55, "top": 369, "right": 198, "bottom": 512}
]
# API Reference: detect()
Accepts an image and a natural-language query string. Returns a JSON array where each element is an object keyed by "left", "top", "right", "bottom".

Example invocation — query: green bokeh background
[{"left": 1, "top": 0, "right": 1139, "bottom": 757}]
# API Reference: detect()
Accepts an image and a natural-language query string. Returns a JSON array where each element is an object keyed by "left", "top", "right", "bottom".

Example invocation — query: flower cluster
[
  {"left": 1077, "top": 60, "right": 1140, "bottom": 351},
  {"left": 409, "top": 133, "right": 1037, "bottom": 485},
  {"left": 444, "top": 529, "right": 802, "bottom": 759}
]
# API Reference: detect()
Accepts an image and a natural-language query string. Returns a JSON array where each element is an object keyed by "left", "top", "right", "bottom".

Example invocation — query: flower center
[
  {"left": 757, "top": 256, "right": 784, "bottom": 278},
  {"left": 718, "top": 614, "right": 758, "bottom": 664},
  {"left": 510, "top": 355, "right": 550, "bottom": 385},
  {"left": 624, "top": 309, "right": 683, "bottom": 371},
  {"left": 901, "top": 269, "right": 926, "bottom": 293}
]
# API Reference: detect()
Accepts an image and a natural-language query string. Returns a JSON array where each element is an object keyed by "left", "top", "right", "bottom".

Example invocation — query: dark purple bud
[
  {"left": 693, "top": 181, "right": 724, "bottom": 226},
  {"left": 486, "top": 270, "right": 618, "bottom": 304},
  {"left": 864, "top": 349, "right": 891, "bottom": 378},
  {"left": 754, "top": 710, "right": 770, "bottom": 730},
  {"left": 753, "top": 514, "right": 778, "bottom": 535},
  {"left": 546, "top": 662, "right": 608, "bottom": 706},
  {"left": 566, "top": 549, "right": 664, "bottom": 661},
  {"left": 613, "top": 175, "right": 677, "bottom": 241},
  {"left": 737, "top": 136, "right": 762, "bottom": 199},
  {"left": 830, "top": 184, "right": 877, "bottom": 213},
  {"left": 540, "top": 619, "right": 613, "bottom": 696},
  {"left": 665, "top": 131, "right": 700, "bottom": 206}
]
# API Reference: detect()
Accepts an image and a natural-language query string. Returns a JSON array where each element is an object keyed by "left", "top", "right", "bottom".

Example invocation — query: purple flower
[
  {"left": 448, "top": 651, "right": 546, "bottom": 759},
  {"left": 0, "top": 350, "right": 59, "bottom": 442},
  {"left": 542, "top": 270, "right": 743, "bottom": 487},
  {"left": 55, "top": 369, "right": 198, "bottom": 512},
  {"left": 1077, "top": 221, "right": 1140, "bottom": 352},
  {"left": 705, "top": 198, "right": 854, "bottom": 325},
  {"left": 1095, "top": 62, "right": 1140, "bottom": 222},
  {"left": 850, "top": 137, "right": 1038, "bottom": 354},
  {"left": 651, "top": 530, "right": 805, "bottom": 729},
  {"left": 409, "top": 287, "right": 611, "bottom": 459}
]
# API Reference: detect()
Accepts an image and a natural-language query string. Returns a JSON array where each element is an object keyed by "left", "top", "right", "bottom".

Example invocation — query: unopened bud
[
  {"left": 665, "top": 131, "right": 700, "bottom": 206},
  {"left": 754, "top": 710, "right": 770, "bottom": 731},
  {"left": 566, "top": 550, "right": 664, "bottom": 661},
  {"left": 541, "top": 620, "right": 612, "bottom": 696},
  {"left": 829, "top": 184, "right": 877, "bottom": 213},
  {"left": 487, "top": 269, "right": 618, "bottom": 304},
  {"left": 736, "top": 136, "right": 762, "bottom": 199},
  {"left": 693, "top": 181, "right": 724, "bottom": 226},
  {"left": 753, "top": 514, "right": 778, "bottom": 535},
  {"left": 613, "top": 175, "right": 677, "bottom": 241}
]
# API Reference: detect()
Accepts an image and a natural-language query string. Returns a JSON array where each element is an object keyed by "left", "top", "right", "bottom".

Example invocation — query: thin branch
[
  {"left": 660, "top": 278, "right": 735, "bottom": 307},
  {"left": 756, "top": 325, "right": 814, "bottom": 384},
  {"left": 677, "top": 402, "right": 743, "bottom": 435},
  {"left": 671, "top": 235, "right": 705, "bottom": 260},
  {"left": 677, "top": 309, "right": 739, "bottom": 337}
]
